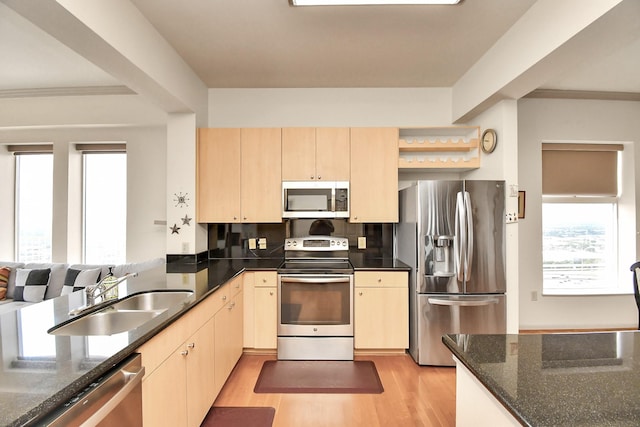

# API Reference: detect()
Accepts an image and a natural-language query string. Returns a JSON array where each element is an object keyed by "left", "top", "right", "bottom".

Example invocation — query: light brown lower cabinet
[
  {"left": 354, "top": 271, "right": 409, "bottom": 350},
  {"left": 214, "top": 289, "right": 243, "bottom": 395},
  {"left": 243, "top": 271, "right": 277, "bottom": 350},
  {"left": 138, "top": 276, "right": 243, "bottom": 427}
]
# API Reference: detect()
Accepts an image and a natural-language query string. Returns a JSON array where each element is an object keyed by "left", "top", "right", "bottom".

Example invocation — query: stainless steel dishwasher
[{"left": 35, "top": 353, "right": 145, "bottom": 426}]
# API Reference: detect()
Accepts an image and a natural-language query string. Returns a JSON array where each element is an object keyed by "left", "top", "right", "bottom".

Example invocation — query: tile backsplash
[{"left": 207, "top": 219, "right": 393, "bottom": 258}]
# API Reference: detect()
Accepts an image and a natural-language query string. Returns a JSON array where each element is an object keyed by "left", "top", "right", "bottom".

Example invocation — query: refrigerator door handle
[
  {"left": 463, "top": 191, "right": 474, "bottom": 279},
  {"left": 427, "top": 297, "right": 499, "bottom": 307},
  {"left": 454, "top": 192, "right": 465, "bottom": 281}
]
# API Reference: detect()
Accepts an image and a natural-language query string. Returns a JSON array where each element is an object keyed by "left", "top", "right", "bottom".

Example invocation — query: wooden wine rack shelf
[{"left": 398, "top": 126, "right": 481, "bottom": 170}]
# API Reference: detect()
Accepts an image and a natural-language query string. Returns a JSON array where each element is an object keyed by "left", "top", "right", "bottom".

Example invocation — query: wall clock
[{"left": 481, "top": 129, "right": 497, "bottom": 154}]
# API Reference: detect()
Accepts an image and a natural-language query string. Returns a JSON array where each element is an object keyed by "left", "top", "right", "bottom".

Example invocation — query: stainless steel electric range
[{"left": 277, "top": 235, "right": 354, "bottom": 360}]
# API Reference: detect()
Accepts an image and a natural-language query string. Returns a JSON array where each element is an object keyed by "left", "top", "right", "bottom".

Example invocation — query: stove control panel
[{"left": 285, "top": 236, "right": 349, "bottom": 251}]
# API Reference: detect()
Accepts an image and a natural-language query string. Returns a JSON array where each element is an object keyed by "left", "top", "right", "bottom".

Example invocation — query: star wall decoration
[
  {"left": 170, "top": 224, "right": 180, "bottom": 234},
  {"left": 173, "top": 192, "right": 190, "bottom": 208},
  {"left": 181, "top": 214, "right": 192, "bottom": 226}
]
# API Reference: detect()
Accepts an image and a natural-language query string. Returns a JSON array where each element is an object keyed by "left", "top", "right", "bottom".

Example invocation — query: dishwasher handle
[
  {"left": 79, "top": 365, "right": 145, "bottom": 427},
  {"left": 427, "top": 297, "right": 499, "bottom": 307}
]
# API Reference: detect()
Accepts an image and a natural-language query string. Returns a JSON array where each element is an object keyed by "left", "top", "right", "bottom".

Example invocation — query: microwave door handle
[{"left": 331, "top": 186, "right": 336, "bottom": 212}]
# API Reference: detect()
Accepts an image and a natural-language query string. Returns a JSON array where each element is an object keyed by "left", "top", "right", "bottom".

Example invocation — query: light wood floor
[{"left": 213, "top": 353, "right": 456, "bottom": 427}]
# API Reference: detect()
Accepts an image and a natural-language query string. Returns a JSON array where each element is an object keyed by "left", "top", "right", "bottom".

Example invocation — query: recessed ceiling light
[{"left": 290, "top": 0, "right": 461, "bottom": 5}]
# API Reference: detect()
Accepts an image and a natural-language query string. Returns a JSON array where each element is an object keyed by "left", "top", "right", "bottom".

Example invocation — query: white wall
[
  {"left": 0, "top": 126, "right": 167, "bottom": 263},
  {"left": 209, "top": 88, "right": 453, "bottom": 127},
  {"left": 518, "top": 98, "right": 640, "bottom": 330}
]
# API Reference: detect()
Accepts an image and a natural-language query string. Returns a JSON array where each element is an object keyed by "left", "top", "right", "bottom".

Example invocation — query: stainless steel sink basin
[
  {"left": 110, "top": 290, "right": 194, "bottom": 311},
  {"left": 49, "top": 308, "right": 166, "bottom": 336},
  {"left": 49, "top": 290, "right": 195, "bottom": 336}
]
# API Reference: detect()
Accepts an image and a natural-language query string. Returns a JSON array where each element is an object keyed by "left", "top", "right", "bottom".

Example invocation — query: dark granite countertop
[
  {"left": 2, "top": 255, "right": 406, "bottom": 426},
  {"left": 349, "top": 254, "right": 410, "bottom": 271},
  {"left": 443, "top": 332, "right": 640, "bottom": 426}
]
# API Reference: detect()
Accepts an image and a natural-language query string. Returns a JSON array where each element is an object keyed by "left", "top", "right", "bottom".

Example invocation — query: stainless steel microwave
[{"left": 282, "top": 181, "right": 349, "bottom": 218}]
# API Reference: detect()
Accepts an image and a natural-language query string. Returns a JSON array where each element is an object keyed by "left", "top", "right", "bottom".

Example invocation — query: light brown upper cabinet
[
  {"left": 350, "top": 127, "right": 399, "bottom": 223},
  {"left": 197, "top": 128, "right": 241, "bottom": 223},
  {"left": 197, "top": 128, "right": 282, "bottom": 223},
  {"left": 282, "top": 127, "right": 350, "bottom": 181},
  {"left": 240, "top": 128, "right": 282, "bottom": 223}
]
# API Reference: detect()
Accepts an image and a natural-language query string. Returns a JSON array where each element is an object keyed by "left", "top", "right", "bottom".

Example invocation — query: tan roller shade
[{"left": 542, "top": 143, "right": 622, "bottom": 196}]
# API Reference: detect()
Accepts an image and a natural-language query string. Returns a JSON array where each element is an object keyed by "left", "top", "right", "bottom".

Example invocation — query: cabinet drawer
[
  {"left": 254, "top": 271, "right": 277, "bottom": 287},
  {"left": 354, "top": 271, "right": 408, "bottom": 288}
]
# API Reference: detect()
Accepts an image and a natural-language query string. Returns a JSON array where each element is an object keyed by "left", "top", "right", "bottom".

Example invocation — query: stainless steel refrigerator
[{"left": 397, "top": 180, "right": 506, "bottom": 366}]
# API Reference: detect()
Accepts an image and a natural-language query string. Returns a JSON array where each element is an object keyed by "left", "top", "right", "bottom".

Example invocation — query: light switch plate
[
  {"left": 248, "top": 238, "right": 257, "bottom": 250},
  {"left": 258, "top": 238, "right": 267, "bottom": 249},
  {"left": 357, "top": 236, "right": 366, "bottom": 249}
]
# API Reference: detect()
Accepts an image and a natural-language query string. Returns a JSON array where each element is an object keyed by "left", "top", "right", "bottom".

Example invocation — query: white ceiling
[{"left": 1, "top": 0, "right": 639, "bottom": 94}]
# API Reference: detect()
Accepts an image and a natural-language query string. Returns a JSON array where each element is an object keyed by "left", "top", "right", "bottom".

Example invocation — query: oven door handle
[{"left": 279, "top": 277, "right": 350, "bottom": 284}]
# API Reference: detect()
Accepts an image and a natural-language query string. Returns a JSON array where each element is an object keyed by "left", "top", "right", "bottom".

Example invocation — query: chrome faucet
[{"left": 69, "top": 272, "right": 138, "bottom": 316}]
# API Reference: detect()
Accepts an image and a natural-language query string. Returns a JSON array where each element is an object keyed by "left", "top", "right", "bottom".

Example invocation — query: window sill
[{"left": 543, "top": 289, "right": 632, "bottom": 297}]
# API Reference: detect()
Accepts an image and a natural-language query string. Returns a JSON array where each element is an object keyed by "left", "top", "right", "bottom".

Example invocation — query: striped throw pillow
[{"left": 0, "top": 266, "right": 9, "bottom": 300}]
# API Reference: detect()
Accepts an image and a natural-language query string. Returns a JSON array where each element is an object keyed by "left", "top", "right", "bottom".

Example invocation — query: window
[
  {"left": 83, "top": 152, "right": 126, "bottom": 264},
  {"left": 541, "top": 143, "right": 623, "bottom": 295},
  {"left": 15, "top": 153, "right": 53, "bottom": 263}
]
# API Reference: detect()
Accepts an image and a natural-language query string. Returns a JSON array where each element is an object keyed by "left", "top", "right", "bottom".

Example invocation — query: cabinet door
[
  {"left": 282, "top": 127, "right": 316, "bottom": 181},
  {"left": 316, "top": 127, "right": 350, "bottom": 181},
  {"left": 214, "top": 294, "right": 243, "bottom": 395},
  {"left": 197, "top": 128, "right": 242, "bottom": 222},
  {"left": 186, "top": 318, "right": 216, "bottom": 427},
  {"left": 243, "top": 272, "right": 255, "bottom": 348},
  {"left": 354, "top": 287, "right": 408, "bottom": 349},
  {"left": 254, "top": 287, "right": 277, "bottom": 349},
  {"left": 350, "top": 127, "right": 399, "bottom": 222},
  {"left": 240, "top": 128, "right": 282, "bottom": 222},
  {"left": 230, "top": 293, "right": 244, "bottom": 363},
  {"left": 142, "top": 347, "right": 188, "bottom": 427}
]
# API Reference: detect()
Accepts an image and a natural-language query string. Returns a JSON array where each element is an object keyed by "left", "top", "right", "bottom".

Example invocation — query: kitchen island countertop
[{"left": 443, "top": 331, "right": 640, "bottom": 426}]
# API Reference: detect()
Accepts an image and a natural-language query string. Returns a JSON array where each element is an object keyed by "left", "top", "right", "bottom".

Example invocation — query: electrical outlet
[
  {"left": 248, "top": 238, "right": 257, "bottom": 250},
  {"left": 531, "top": 291, "right": 538, "bottom": 301},
  {"left": 182, "top": 242, "right": 189, "bottom": 253},
  {"left": 358, "top": 236, "right": 366, "bottom": 249},
  {"left": 258, "top": 237, "right": 267, "bottom": 249}
]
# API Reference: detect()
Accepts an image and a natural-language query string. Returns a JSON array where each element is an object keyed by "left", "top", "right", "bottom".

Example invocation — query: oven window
[{"left": 280, "top": 281, "right": 350, "bottom": 326}]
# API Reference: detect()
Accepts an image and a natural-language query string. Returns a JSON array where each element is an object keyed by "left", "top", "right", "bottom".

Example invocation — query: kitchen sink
[
  {"left": 109, "top": 290, "right": 194, "bottom": 311},
  {"left": 49, "top": 308, "right": 166, "bottom": 336},
  {"left": 49, "top": 290, "right": 195, "bottom": 336}
]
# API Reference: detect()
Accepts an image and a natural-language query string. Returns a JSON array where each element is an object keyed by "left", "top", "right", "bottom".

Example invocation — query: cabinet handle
[
  {"left": 187, "top": 342, "right": 195, "bottom": 349},
  {"left": 269, "top": 291, "right": 274, "bottom": 296},
  {"left": 233, "top": 216, "right": 237, "bottom": 220},
  {"left": 310, "top": 175, "right": 314, "bottom": 179},
  {"left": 262, "top": 278, "right": 267, "bottom": 283},
  {"left": 222, "top": 295, "right": 227, "bottom": 301},
  {"left": 317, "top": 175, "right": 321, "bottom": 180},
  {"left": 378, "top": 278, "right": 382, "bottom": 283},
  {"left": 181, "top": 350, "right": 189, "bottom": 356},
  {"left": 359, "top": 291, "right": 363, "bottom": 296},
  {"left": 243, "top": 216, "right": 247, "bottom": 220},
  {"left": 228, "top": 301, "right": 235, "bottom": 310}
]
